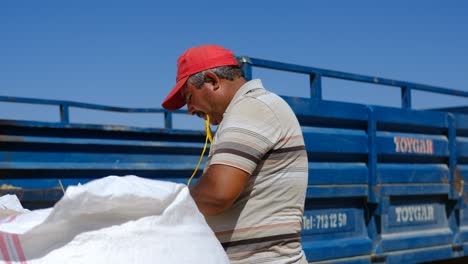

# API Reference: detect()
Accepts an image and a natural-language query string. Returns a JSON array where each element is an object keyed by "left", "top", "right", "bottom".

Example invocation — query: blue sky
[{"left": 1, "top": 0, "right": 467, "bottom": 128}]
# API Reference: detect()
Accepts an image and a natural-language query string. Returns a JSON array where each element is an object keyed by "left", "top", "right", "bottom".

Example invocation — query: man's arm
[{"left": 189, "top": 164, "right": 250, "bottom": 216}]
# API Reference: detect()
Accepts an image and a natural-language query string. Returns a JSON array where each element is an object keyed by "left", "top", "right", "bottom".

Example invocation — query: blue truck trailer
[{"left": 1, "top": 57, "right": 467, "bottom": 263}]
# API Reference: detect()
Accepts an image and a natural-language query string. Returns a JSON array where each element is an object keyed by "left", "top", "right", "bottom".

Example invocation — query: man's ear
[{"left": 204, "top": 71, "right": 220, "bottom": 91}]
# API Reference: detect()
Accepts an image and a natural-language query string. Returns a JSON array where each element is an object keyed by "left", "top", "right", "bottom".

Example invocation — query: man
[{"left": 161, "top": 45, "right": 308, "bottom": 263}]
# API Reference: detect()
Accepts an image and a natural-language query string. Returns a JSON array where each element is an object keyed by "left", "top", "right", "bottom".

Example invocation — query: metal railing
[
  {"left": 2, "top": 56, "right": 467, "bottom": 128},
  {"left": 0, "top": 95, "right": 185, "bottom": 129},
  {"left": 239, "top": 56, "right": 468, "bottom": 110}
]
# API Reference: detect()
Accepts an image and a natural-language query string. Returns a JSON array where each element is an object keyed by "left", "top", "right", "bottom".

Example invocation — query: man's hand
[{"left": 189, "top": 164, "right": 250, "bottom": 216}]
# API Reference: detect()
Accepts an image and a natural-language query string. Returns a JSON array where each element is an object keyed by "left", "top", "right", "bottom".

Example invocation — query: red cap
[{"left": 161, "top": 45, "right": 239, "bottom": 110}]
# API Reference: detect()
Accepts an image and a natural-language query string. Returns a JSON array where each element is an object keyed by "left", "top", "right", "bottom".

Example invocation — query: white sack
[
  {"left": 0, "top": 176, "right": 229, "bottom": 264},
  {"left": 0, "top": 194, "right": 28, "bottom": 213}
]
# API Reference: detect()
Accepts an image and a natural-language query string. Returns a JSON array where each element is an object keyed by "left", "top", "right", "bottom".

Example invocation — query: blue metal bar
[
  {"left": 245, "top": 57, "right": 468, "bottom": 98},
  {"left": 431, "top": 106, "right": 468, "bottom": 113},
  {"left": 0, "top": 95, "right": 166, "bottom": 113},
  {"left": 1, "top": 95, "right": 188, "bottom": 128},
  {"left": 448, "top": 113, "right": 458, "bottom": 200},
  {"left": 238, "top": 56, "right": 253, "bottom": 81},
  {"left": 367, "top": 106, "right": 378, "bottom": 203},
  {"left": 401, "top": 86, "right": 412, "bottom": 109},
  {"left": 60, "top": 104, "right": 69, "bottom": 123},
  {"left": 164, "top": 111, "right": 173, "bottom": 129},
  {"left": 310, "top": 73, "right": 322, "bottom": 100}
]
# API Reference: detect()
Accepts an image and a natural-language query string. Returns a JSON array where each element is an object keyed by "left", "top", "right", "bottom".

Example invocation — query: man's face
[{"left": 180, "top": 82, "right": 219, "bottom": 125}]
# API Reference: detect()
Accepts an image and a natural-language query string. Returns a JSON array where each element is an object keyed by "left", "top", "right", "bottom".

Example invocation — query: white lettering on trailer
[
  {"left": 302, "top": 213, "right": 347, "bottom": 230},
  {"left": 395, "top": 205, "right": 435, "bottom": 223},
  {"left": 394, "top": 137, "right": 434, "bottom": 154}
]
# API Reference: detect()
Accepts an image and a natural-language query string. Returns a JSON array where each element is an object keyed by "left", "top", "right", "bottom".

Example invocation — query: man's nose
[{"left": 186, "top": 103, "right": 194, "bottom": 114}]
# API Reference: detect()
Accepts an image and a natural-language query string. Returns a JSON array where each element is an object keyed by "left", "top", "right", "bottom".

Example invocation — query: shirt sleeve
[{"left": 209, "top": 97, "right": 282, "bottom": 175}]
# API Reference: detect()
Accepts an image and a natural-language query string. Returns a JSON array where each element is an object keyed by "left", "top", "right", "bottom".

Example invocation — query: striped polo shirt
[{"left": 205, "top": 79, "right": 308, "bottom": 263}]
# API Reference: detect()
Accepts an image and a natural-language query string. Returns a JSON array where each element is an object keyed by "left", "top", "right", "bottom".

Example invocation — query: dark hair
[{"left": 187, "top": 65, "right": 244, "bottom": 88}]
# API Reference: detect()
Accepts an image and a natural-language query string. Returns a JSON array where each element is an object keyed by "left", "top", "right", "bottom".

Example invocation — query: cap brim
[{"left": 161, "top": 75, "right": 189, "bottom": 110}]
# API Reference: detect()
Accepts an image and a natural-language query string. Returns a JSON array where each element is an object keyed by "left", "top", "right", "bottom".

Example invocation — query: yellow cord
[
  {"left": 205, "top": 116, "right": 213, "bottom": 144},
  {"left": 187, "top": 115, "right": 212, "bottom": 186}
]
